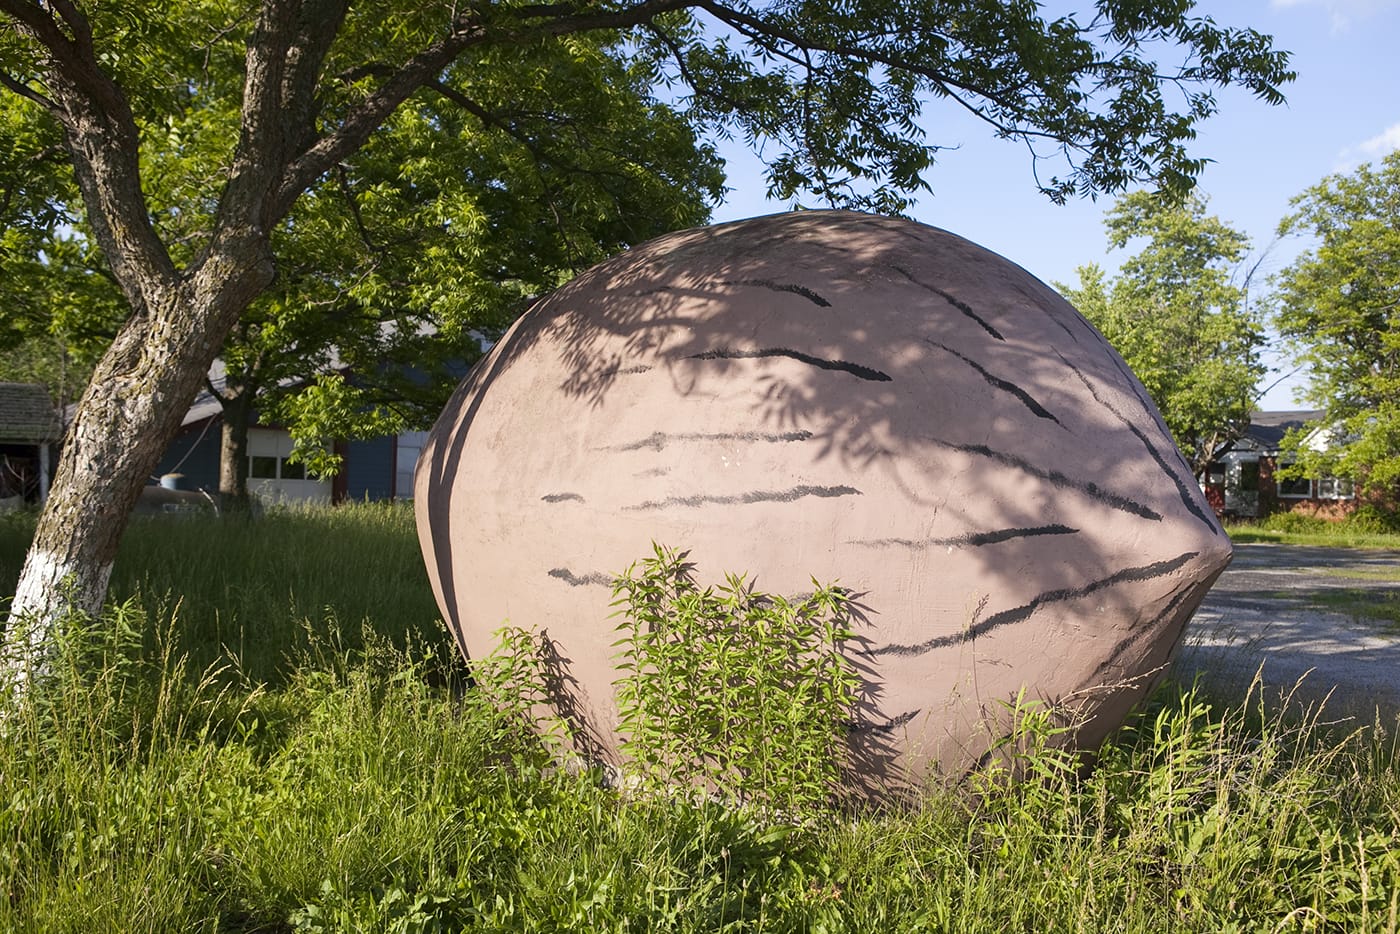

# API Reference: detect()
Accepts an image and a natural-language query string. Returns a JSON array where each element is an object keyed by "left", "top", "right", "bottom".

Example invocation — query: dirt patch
[{"left": 1174, "top": 543, "right": 1400, "bottom": 719}]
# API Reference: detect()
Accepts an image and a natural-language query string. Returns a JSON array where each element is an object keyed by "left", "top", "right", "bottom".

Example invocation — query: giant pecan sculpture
[{"left": 415, "top": 210, "right": 1232, "bottom": 793}]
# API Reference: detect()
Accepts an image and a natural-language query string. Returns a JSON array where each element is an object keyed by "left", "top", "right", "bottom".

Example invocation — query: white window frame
[{"left": 395, "top": 430, "right": 430, "bottom": 500}]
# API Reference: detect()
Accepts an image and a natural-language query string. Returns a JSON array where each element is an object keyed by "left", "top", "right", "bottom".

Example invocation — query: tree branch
[
  {"left": 272, "top": 17, "right": 480, "bottom": 219},
  {"left": 216, "top": 0, "right": 350, "bottom": 239},
  {"left": 0, "top": 0, "right": 179, "bottom": 308},
  {"left": 46, "top": 0, "right": 96, "bottom": 58},
  {"left": 0, "top": 67, "right": 56, "bottom": 111},
  {"left": 335, "top": 162, "right": 382, "bottom": 260},
  {"left": 644, "top": 23, "right": 750, "bottom": 115},
  {"left": 423, "top": 78, "right": 593, "bottom": 266}
]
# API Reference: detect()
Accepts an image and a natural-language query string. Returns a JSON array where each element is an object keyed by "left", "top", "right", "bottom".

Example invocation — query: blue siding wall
[
  {"left": 153, "top": 420, "right": 221, "bottom": 491},
  {"left": 344, "top": 436, "right": 395, "bottom": 501}
]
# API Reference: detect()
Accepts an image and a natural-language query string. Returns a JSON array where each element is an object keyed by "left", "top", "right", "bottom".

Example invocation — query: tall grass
[
  {"left": 2, "top": 504, "right": 1398, "bottom": 932},
  {"left": 1, "top": 502, "right": 446, "bottom": 683}
]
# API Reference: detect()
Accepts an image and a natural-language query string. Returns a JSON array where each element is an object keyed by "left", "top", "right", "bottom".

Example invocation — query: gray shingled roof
[
  {"left": 1241, "top": 409, "right": 1327, "bottom": 451},
  {"left": 0, "top": 382, "right": 61, "bottom": 443}
]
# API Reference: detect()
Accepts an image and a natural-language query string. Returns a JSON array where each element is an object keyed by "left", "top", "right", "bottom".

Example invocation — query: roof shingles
[{"left": 0, "top": 383, "right": 62, "bottom": 443}]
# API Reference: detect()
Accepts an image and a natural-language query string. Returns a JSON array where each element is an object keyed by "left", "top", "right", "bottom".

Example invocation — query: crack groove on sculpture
[
  {"left": 886, "top": 264, "right": 1005, "bottom": 341},
  {"left": 848, "top": 708, "right": 921, "bottom": 734},
  {"left": 1057, "top": 351, "right": 1219, "bottom": 535},
  {"left": 869, "top": 551, "right": 1201, "bottom": 657},
  {"left": 1086, "top": 584, "right": 1199, "bottom": 685},
  {"left": 851, "top": 524, "right": 1080, "bottom": 550},
  {"left": 541, "top": 492, "right": 585, "bottom": 503},
  {"left": 602, "top": 429, "right": 814, "bottom": 453},
  {"left": 925, "top": 339, "right": 1060, "bottom": 423},
  {"left": 717, "top": 278, "right": 833, "bottom": 307},
  {"left": 1078, "top": 326, "right": 1165, "bottom": 423},
  {"left": 625, "top": 484, "right": 862, "bottom": 511},
  {"left": 547, "top": 568, "right": 614, "bottom": 587},
  {"left": 1019, "top": 281, "right": 1084, "bottom": 347},
  {"left": 630, "top": 279, "right": 832, "bottom": 308},
  {"left": 688, "top": 347, "right": 892, "bottom": 382},
  {"left": 932, "top": 438, "right": 1163, "bottom": 521}
]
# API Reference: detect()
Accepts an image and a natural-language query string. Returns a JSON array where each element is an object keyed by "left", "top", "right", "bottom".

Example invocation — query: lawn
[
  {"left": 1, "top": 504, "right": 1398, "bottom": 932},
  {"left": 1226, "top": 511, "right": 1400, "bottom": 550}
]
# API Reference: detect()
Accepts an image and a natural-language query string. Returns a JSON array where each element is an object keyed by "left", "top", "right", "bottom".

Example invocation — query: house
[
  {"left": 151, "top": 363, "right": 431, "bottom": 506},
  {"left": 1202, "top": 410, "right": 1360, "bottom": 519},
  {"left": 0, "top": 382, "right": 61, "bottom": 508}
]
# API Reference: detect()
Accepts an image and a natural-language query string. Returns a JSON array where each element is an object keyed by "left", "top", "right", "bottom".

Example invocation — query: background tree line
[{"left": 1057, "top": 150, "right": 1400, "bottom": 494}]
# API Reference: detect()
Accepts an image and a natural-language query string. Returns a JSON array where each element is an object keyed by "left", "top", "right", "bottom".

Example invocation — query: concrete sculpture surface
[{"left": 414, "top": 210, "right": 1233, "bottom": 792}]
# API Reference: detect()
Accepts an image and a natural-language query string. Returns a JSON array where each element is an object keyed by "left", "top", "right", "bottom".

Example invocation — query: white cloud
[
  {"left": 1269, "top": 0, "right": 1400, "bottom": 31},
  {"left": 1335, "top": 122, "right": 1400, "bottom": 170},
  {"left": 1358, "top": 123, "right": 1400, "bottom": 156}
]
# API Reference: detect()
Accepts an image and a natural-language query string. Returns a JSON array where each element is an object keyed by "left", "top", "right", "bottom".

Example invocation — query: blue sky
[{"left": 708, "top": 0, "right": 1400, "bottom": 409}]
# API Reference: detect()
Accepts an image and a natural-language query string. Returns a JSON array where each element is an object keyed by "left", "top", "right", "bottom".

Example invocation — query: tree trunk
[
  {"left": 2, "top": 248, "right": 274, "bottom": 697},
  {"left": 218, "top": 387, "right": 255, "bottom": 513}
]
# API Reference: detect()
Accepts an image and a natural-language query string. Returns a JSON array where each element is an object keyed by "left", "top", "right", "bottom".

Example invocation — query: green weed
[
  {"left": 1318, "top": 566, "right": 1400, "bottom": 583},
  {"left": 611, "top": 544, "right": 859, "bottom": 813},
  {"left": 1226, "top": 512, "right": 1400, "bottom": 549},
  {"left": 1, "top": 502, "right": 446, "bottom": 684}
]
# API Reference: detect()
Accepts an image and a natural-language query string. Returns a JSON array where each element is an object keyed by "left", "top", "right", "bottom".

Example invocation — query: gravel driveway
[{"left": 1174, "top": 543, "right": 1400, "bottom": 719}]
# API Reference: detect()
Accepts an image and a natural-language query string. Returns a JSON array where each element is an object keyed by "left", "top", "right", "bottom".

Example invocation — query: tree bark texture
[
  {"left": 217, "top": 387, "right": 255, "bottom": 512},
  {"left": 5, "top": 254, "right": 274, "bottom": 693}
]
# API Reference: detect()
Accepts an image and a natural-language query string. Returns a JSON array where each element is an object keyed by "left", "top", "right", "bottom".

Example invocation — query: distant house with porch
[
  {"left": 0, "top": 382, "right": 61, "bottom": 508},
  {"left": 1202, "top": 410, "right": 1364, "bottom": 519}
]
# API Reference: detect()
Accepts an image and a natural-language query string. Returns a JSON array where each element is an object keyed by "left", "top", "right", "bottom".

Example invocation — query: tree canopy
[
  {"left": 1058, "top": 191, "right": 1266, "bottom": 475},
  {"left": 1, "top": 16, "right": 725, "bottom": 500},
  {"left": 0, "top": 90, "right": 120, "bottom": 404},
  {"left": 0, "top": 0, "right": 1294, "bottom": 687},
  {"left": 1273, "top": 151, "right": 1400, "bottom": 489}
]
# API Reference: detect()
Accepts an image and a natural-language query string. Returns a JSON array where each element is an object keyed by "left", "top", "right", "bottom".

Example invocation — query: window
[
  {"left": 1237, "top": 460, "right": 1260, "bottom": 493},
  {"left": 244, "top": 428, "right": 329, "bottom": 503},
  {"left": 1277, "top": 476, "right": 1313, "bottom": 499},
  {"left": 248, "top": 454, "right": 305, "bottom": 480},
  {"left": 1317, "top": 476, "right": 1355, "bottom": 500}
]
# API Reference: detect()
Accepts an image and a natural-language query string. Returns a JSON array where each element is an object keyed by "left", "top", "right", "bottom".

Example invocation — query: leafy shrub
[
  {"left": 1344, "top": 504, "right": 1400, "bottom": 534},
  {"left": 611, "top": 544, "right": 860, "bottom": 813},
  {"left": 468, "top": 624, "right": 580, "bottom": 764},
  {"left": 1258, "top": 511, "right": 1330, "bottom": 534}
]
